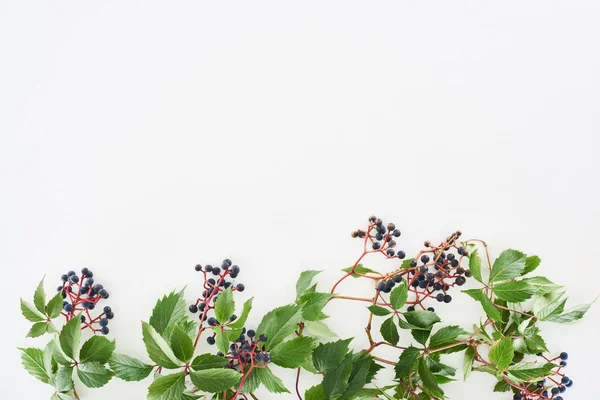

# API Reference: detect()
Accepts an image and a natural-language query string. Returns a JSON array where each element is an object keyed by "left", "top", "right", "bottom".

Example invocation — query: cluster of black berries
[
  {"left": 352, "top": 216, "right": 406, "bottom": 258},
  {"left": 56, "top": 268, "right": 114, "bottom": 335},
  {"left": 221, "top": 329, "right": 271, "bottom": 370},
  {"left": 189, "top": 259, "right": 245, "bottom": 321},
  {"left": 512, "top": 352, "right": 573, "bottom": 400}
]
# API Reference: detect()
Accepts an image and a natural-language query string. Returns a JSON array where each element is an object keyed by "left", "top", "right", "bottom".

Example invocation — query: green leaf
[
  {"left": 51, "top": 392, "right": 78, "bottom": 400},
  {"left": 271, "top": 336, "right": 315, "bottom": 368},
  {"left": 77, "top": 361, "right": 114, "bottom": 388},
  {"left": 191, "top": 353, "right": 229, "bottom": 370},
  {"left": 229, "top": 297, "right": 253, "bottom": 329},
  {"left": 79, "top": 336, "right": 116, "bottom": 364},
  {"left": 489, "top": 337, "right": 514, "bottom": 371},
  {"left": 19, "top": 347, "right": 51, "bottom": 383},
  {"left": 367, "top": 305, "right": 391, "bottom": 316},
  {"left": 169, "top": 325, "right": 194, "bottom": 363},
  {"left": 21, "top": 299, "right": 46, "bottom": 322},
  {"left": 27, "top": 322, "right": 49, "bottom": 338},
  {"left": 545, "top": 302, "right": 593, "bottom": 323},
  {"left": 52, "top": 365, "right": 74, "bottom": 393},
  {"left": 109, "top": 353, "right": 154, "bottom": 382},
  {"left": 297, "top": 270, "right": 322, "bottom": 298},
  {"left": 300, "top": 292, "right": 333, "bottom": 321},
  {"left": 533, "top": 291, "right": 567, "bottom": 321},
  {"left": 149, "top": 290, "right": 187, "bottom": 337},
  {"left": 214, "top": 287, "right": 235, "bottom": 324},
  {"left": 147, "top": 372, "right": 185, "bottom": 400},
  {"left": 255, "top": 366, "right": 290, "bottom": 393},
  {"left": 492, "top": 280, "right": 535, "bottom": 302},
  {"left": 341, "top": 355, "right": 373, "bottom": 399},
  {"left": 469, "top": 249, "right": 484, "bottom": 283},
  {"left": 522, "top": 255, "right": 541, "bottom": 275},
  {"left": 46, "top": 291, "right": 64, "bottom": 319},
  {"left": 463, "top": 346, "right": 475, "bottom": 380},
  {"left": 341, "top": 264, "right": 378, "bottom": 278},
  {"left": 322, "top": 352, "right": 353, "bottom": 400},
  {"left": 305, "top": 320, "right": 337, "bottom": 338},
  {"left": 411, "top": 329, "right": 431, "bottom": 346},
  {"left": 489, "top": 249, "right": 526, "bottom": 282},
  {"left": 213, "top": 328, "right": 230, "bottom": 355},
  {"left": 418, "top": 358, "right": 444, "bottom": 398},
  {"left": 380, "top": 317, "right": 399, "bottom": 345},
  {"left": 313, "top": 338, "right": 353, "bottom": 373},
  {"left": 189, "top": 368, "right": 242, "bottom": 393},
  {"left": 428, "top": 326, "right": 467, "bottom": 349},
  {"left": 524, "top": 333, "right": 549, "bottom": 354},
  {"left": 523, "top": 276, "right": 562, "bottom": 294},
  {"left": 305, "top": 384, "right": 325, "bottom": 400},
  {"left": 395, "top": 346, "right": 420, "bottom": 378},
  {"left": 34, "top": 278, "right": 47, "bottom": 314},
  {"left": 403, "top": 311, "right": 441, "bottom": 329},
  {"left": 257, "top": 304, "right": 303, "bottom": 349},
  {"left": 59, "top": 314, "right": 82, "bottom": 360},
  {"left": 463, "top": 288, "right": 503, "bottom": 322},
  {"left": 400, "top": 258, "right": 415, "bottom": 269},
  {"left": 390, "top": 284, "right": 408, "bottom": 310},
  {"left": 142, "top": 321, "right": 183, "bottom": 369},
  {"left": 493, "top": 379, "right": 512, "bottom": 392},
  {"left": 49, "top": 337, "right": 71, "bottom": 366},
  {"left": 508, "top": 362, "right": 554, "bottom": 381}
]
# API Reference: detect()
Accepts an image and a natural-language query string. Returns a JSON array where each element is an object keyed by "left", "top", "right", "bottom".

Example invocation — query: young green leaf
[
  {"left": 228, "top": 297, "right": 253, "bottom": 329},
  {"left": 469, "top": 249, "right": 484, "bottom": 283},
  {"left": 305, "top": 384, "right": 325, "bottom": 400},
  {"left": 142, "top": 321, "right": 183, "bottom": 369},
  {"left": 296, "top": 270, "right": 322, "bottom": 298},
  {"left": 271, "top": 336, "right": 315, "bottom": 368},
  {"left": 305, "top": 320, "right": 337, "bottom": 338},
  {"left": 189, "top": 368, "right": 242, "bottom": 393},
  {"left": 19, "top": 347, "right": 51, "bottom": 383},
  {"left": 395, "top": 346, "right": 420, "bottom": 379},
  {"left": 533, "top": 291, "right": 567, "bottom": 321},
  {"left": 418, "top": 358, "right": 444, "bottom": 398},
  {"left": 256, "top": 304, "right": 303, "bottom": 349},
  {"left": 46, "top": 291, "right": 64, "bottom": 319},
  {"left": 463, "top": 288, "right": 503, "bottom": 322},
  {"left": 191, "top": 354, "right": 229, "bottom": 371},
  {"left": 59, "top": 314, "right": 82, "bottom": 360},
  {"left": 390, "top": 284, "right": 408, "bottom": 310},
  {"left": 33, "top": 278, "right": 47, "bottom": 314},
  {"left": 508, "top": 362, "right": 555, "bottom": 381},
  {"left": 367, "top": 305, "right": 391, "bottom": 316},
  {"left": 403, "top": 311, "right": 441, "bottom": 329},
  {"left": 255, "top": 366, "right": 290, "bottom": 393},
  {"left": 492, "top": 280, "right": 535, "bottom": 302},
  {"left": 489, "top": 249, "right": 526, "bottom": 282},
  {"left": 299, "top": 292, "right": 333, "bottom": 321},
  {"left": 27, "top": 322, "right": 49, "bottom": 338},
  {"left": 149, "top": 290, "right": 187, "bottom": 337},
  {"left": 214, "top": 287, "right": 235, "bottom": 324},
  {"left": 341, "top": 264, "right": 378, "bottom": 278},
  {"left": 488, "top": 337, "right": 514, "bottom": 371},
  {"left": 77, "top": 362, "right": 114, "bottom": 388},
  {"left": 169, "top": 324, "right": 194, "bottom": 363},
  {"left": 79, "top": 336, "right": 116, "bottom": 364},
  {"left": 463, "top": 346, "right": 475, "bottom": 380},
  {"left": 322, "top": 352, "right": 353, "bottom": 400},
  {"left": 53, "top": 365, "right": 74, "bottom": 393},
  {"left": 109, "top": 353, "right": 154, "bottom": 382},
  {"left": 522, "top": 255, "right": 541, "bottom": 275},
  {"left": 544, "top": 302, "right": 593, "bottom": 323},
  {"left": 380, "top": 317, "right": 399, "bottom": 345},
  {"left": 214, "top": 328, "right": 230, "bottom": 355},
  {"left": 147, "top": 372, "right": 185, "bottom": 400},
  {"left": 21, "top": 299, "right": 46, "bottom": 322},
  {"left": 428, "top": 325, "right": 467, "bottom": 349},
  {"left": 312, "top": 338, "right": 353, "bottom": 373}
]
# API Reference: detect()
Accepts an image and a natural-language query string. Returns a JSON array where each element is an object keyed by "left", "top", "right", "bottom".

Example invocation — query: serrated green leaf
[
  {"left": 214, "top": 287, "right": 235, "bottom": 324},
  {"left": 508, "top": 362, "right": 554, "bottom": 381},
  {"left": 46, "top": 291, "right": 64, "bottom": 319},
  {"left": 469, "top": 249, "right": 484, "bottom": 283},
  {"left": 21, "top": 299, "right": 46, "bottom": 322},
  {"left": 418, "top": 358, "right": 444, "bottom": 398},
  {"left": 79, "top": 336, "right": 116, "bottom": 364},
  {"left": 463, "top": 288, "right": 503, "bottom": 322},
  {"left": 189, "top": 368, "right": 241, "bottom": 393},
  {"left": 313, "top": 338, "right": 353, "bottom": 373},
  {"left": 213, "top": 328, "right": 230, "bottom": 355},
  {"left": 533, "top": 291, "right": 567, "bottom": 321},
  {"left": 109, "top": 353, "right": 154, "bottom": 382},
  {"left": 51, "top": 392, "right": 78, "bottom": 400},
  {"left": 19, "top": 347, "right": 51, "bottom": 383},
  {"left": 271, "top": 336, "right": 315, "bottom": 368},
  {"left": 493, "top": 378, "right": 512, "bottom": 392},
  {"left": 380, "top": 317, "right": 399, "bottom": 345},
  {"left": 341, "top": 355, "right": 373, "bottom": 399},
  {"left": 305, "top": 320, "right": 337, "bottom": 338},
  {"left": 522, "top": 255, "right": 541, "bottom": 275},
  {"left": 306, "top": 384, "right": 325, "bottom": 400},
  {"left": 463, "top": 346, "right": 475, "bottom": 380},
  {"left": 300, "top": 292, "right": 333, "bottom": 321},
  {"left": 523, "top": 276, "right": 562, "bottom": 294},
  {"left": 255, "top": 366, "right": 290, "bottom": 393},
  {"left": 490, "top": 249, "right": 526, "bottom": 282},
  {"left": 545, "top": 302, "right": 592, "bottom": 323},
  {"left": 489, "top": 337, "right": 514, "bottom": 371},
  {"left": 395, "top": 346, "right": 420, "bottom": 379},
  {"left": 27, "top": 322, "right": 49, "bottom": 338},
  {"left": 257, "top": 304, "right": 303, "bottom": 349},
  {"left": 77, "top": 362, "right": 114, "bottom": 388},
  {"left": 142, "top": 321, "right": 183, "bottom": 369},
  {"left": 341, "top": 264, "right": 378, "bottom": 278},
  {"left": 149, "top": 290, "right": 187, "bottom": 337},
  {"left": 34, "top": 278, "right": 47, "bottom": 314},
  {"left": 229, "top": 297, "right": 253, "bottom": 329},
  {"left": 147, "top": 372, "right": 185, "bottom": 400},
  {"left": 390, "top": 284, "right": 408, "bottom": 310},
  {"left": 52, "top": 365, "right": 74, "bottom": 393},
  {"left": 403, "top": 311, "right": 441, "bottom": 329},
  {"left": 169, "top": 325, "right": 194, "bottom": 363},
  {"left": 367, "top": 304, "right": 391, "bottom": 316},
  {"left": 59, "top": 314, "right": 82, "bottom": 360},
  {"left": 493, "top": 280, "right": 535, "bottom": 302},
  {"left": 297, "top": 270, "right": 323, "bottom": 298},
  {"left": 323, "top": 352, "right": 353, "bottom": 400},
  {"left": 411, "top": 329, "right": 431, "bottom": 346},
  {"left": 191, "top": 353, "right": 229, "bottom": 370},
  {"left": 429, "top": 326, "right": 467, "bottom": 349}
]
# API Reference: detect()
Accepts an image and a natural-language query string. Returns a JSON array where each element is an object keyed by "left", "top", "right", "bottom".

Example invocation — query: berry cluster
[
  {"left": 224, "top": 330, "right": 271, "bottom": 370},
  {"left": 352, "top": 216, "right": 405, "bottom": 258},
  {"left": 57, "top": 268, "right": 114, "bottom": 334},
  {"left": 189, "top": 259, "right": 245, "bottom": 321},
  {"left": 512, "top": 352, "right": 574, "bottom": 400}
]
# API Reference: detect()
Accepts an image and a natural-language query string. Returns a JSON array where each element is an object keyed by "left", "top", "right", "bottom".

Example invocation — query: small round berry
[
  {"left": 189, "top": 304, "right": 199, "bottom": 313},
  {"left": 99, "top": 289, "right": 109, "bottom": 298},
  {"left": 63, "top": 304, "right": 74, "bottom": 312},
  {"left": 230, "top": 314, "right": 237, "bottom": 322},
  {"left": 247, "top": 329, "right": 256, "bottom": 337},
  {"left": 368, "top": 216, "right": 377, "bottom": 223},
  {"left": 566, "top": 380, "right": 573, "bottom": 388},
  {"left": 551, "top": 387, "right": 559, "bottom": 395},
  {"left": 231, "top": 265, "right": 240, "bottom": 275},
  {"left": 212, "top": 267, "right": 221, "bottom": 275},
  {"left": 207, "top": 336, "right": 216, "bottom": 345},
  {"left": 561, "top": 376, "right": 570, "bottom": 384},
  {"left": 393, "top": 274, "right": 403, "bottom": 283},
  {"left": 418, "top": 280, "right": 428, "bottom": 289},
  {"left": 420, "top": 255, "right": 430, "bottom": 264},
  {"left": 427, "top": 307, "right": 435, "bottom": 312},
  {"left": 81, "top": 315, "right": 86, "bottom": 323},
  {"left": 409, "top": 260, "right": 417, "bottom": 268},
  {"left": 236, "top": 283, "right": 245, "bottom": 292},
  {"left": 444, "top": 295, "right": 452, "bottom": 303},
  {"left": 259, "top": 333, "right": 268, "bottom": 342},
  {"left": 67, "top": 271, "right": 76, "bottom": 276},
  {"left": 205, "top": 265, "right": 213, "bottom": 272},
  {"left": 455, "top": 276, "right": 466, "bottom": 286},
  {"left": 407, "top": 306, "right": 415, "bottom": 312},
  {"left": 106, "top": 311, "right": 114, "bottom": 319},
  {"left": 396, "top": 250, "right": 406, "bottom": 259},
  {"left": 69, "top": 275, "right": 79, "bottom": 284},
  {"left": 457, "top": 246, "right": 465, "bottom": 255},
  {"left": 99, "top": 318, "right": 108, "bottom": 327},
  {"left": 560, "top": 352, "right": 568, "bottom": 360},
  {"left": 411, "top": 280, "right": 419, "bottom": 288},
  {"left": 61, "top": 274, "right": 69, "bottom": 282},
  {"left": 372, "top": 242, "right": 381, "bottom": 250},
  {"left": 386, "top": 248, "right": 395, "bottom": 256},
  {"left": 392, "top": 229, "right": 401, "bottom": 237},
  {"left": 207, "top": 317, "right": 217, "bottom": 326},
  {"left": 560, "top": 360, "right": 567, "bottom": 367},
  {"left": 101, "top": 326, "right": 109, "bottom": 335},
  {"left": 222, "top": 259, "right": 232, "bottom": 268},
  {"left": 436, "top": 293, "right": 445, "bottom": 302},
  {"left": 195, "top": 264, "right": 203, "bottom": 271}
]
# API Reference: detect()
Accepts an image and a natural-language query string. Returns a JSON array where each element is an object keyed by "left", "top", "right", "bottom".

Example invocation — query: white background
[{"left": 1, "top": 1, "right": 599, "bottom": 399}]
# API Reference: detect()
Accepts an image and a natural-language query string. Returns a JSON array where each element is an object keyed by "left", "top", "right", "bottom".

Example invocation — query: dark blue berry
[
  {"left": 420, "top": 255, "right": 430, "bottom": 264},
  {"left": 195, "top": 264, "right": 203, "bottom": 271},
  {"left": 207, "top": 336, "right": 215, "bottom": 345},
  {"left": 63, "top": 304, "right": 74, "bottom": 312},
  {"left": 101, "top": 326, "right": 109, "bottom": 335},
  {"left": 189, "top": 304, "right": 199, "bottom": 313},
  {"left": 236, "top": 283, "right": 245, "bottom": 292},
  {"left": 259, "top": 333, "right": 268, "bottom": 342},
  {"left": 393, "top": 274, "right": 403, "bottom": 283},
  {"left": 560, "top": 352, "right": 568, "bottom": 360},
  {"left": 372, "top": 242, "right": 381, "bottom": 250},
  {"left": 61, "top": 274, "right": 69, "bottom": 282},
  {"left": 407, "top": 306, "right": 415, "bottom": 312},
  {"left": 247, "top": 330, "right": 256, "bottom": 337},
  {"left": 205, "top": 265, "right": 213, "bottom": 273},
  {"left": 444, "top": 295, "right": 452, "bottom": 303},
  {"left": 99, "top": 318, "right": 109, "bottom": 327}
]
